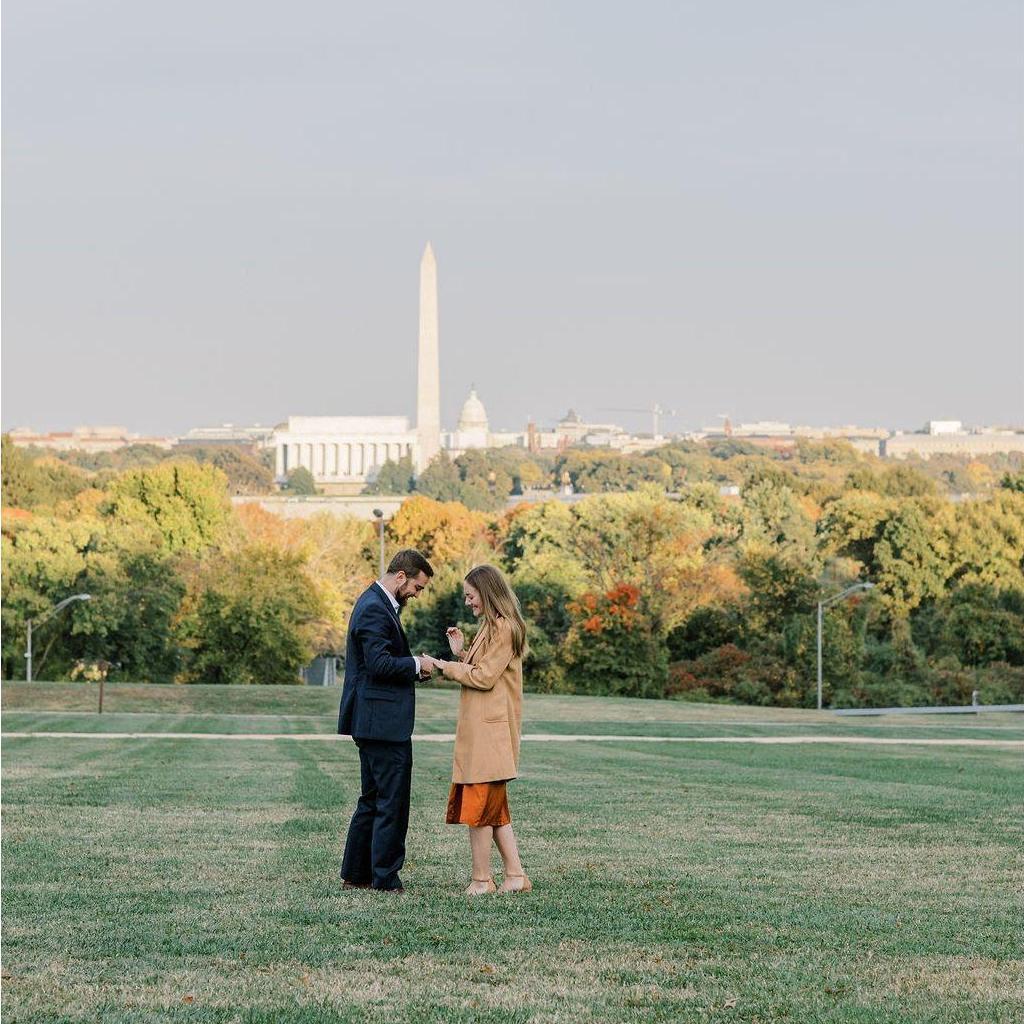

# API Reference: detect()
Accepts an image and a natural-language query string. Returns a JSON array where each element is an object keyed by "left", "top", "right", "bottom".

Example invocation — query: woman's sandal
[
  {"left": 498, "top": 873, "right": 532, "bottom": 894},
  {"left": 465, "top": 877, "right": 497, "bottom": 896}
]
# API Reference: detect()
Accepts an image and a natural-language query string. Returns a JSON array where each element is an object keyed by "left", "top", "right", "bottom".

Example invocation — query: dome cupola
[{"left": 457, "top": 388, "right": 489, "bottom": 432}]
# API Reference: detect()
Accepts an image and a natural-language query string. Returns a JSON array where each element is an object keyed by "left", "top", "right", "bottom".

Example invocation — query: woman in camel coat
[{"left": 435, "top": 564, "right": 530, "bottom": 895}]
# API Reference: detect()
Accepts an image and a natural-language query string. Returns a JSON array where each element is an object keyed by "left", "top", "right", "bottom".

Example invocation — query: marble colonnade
[{"left": 275, "top": 438, "right": 415, "bottom": 480}]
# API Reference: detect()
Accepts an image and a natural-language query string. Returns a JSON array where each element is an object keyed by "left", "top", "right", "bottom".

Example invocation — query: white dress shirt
[{"left": 376, "top": 580, "right": 421, "bottom": 675}]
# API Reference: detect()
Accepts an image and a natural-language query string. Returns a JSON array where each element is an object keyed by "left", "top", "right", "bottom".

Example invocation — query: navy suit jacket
[{"left": 337, "top": 583, "right": 418, "bottom": 743}]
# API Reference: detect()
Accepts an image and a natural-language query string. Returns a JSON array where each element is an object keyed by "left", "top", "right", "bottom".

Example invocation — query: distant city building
[
  {"left": 526, "top": 409, "right": 664, "bottom": 452},
  {"left": 730, "top": 420, "right": 794, "bottom": 438},
  {"left": 699, "top": 420, "right": 887, "bottom": 441},
  {"left": 553, "top": 409, "right": 626, "bottom": 445},
  {"left": 925, "top": 420, "right": 963, "bottom": 436},
  {"left": 177, "top": 424, "right": 274, "bottom": 447},
  {"left": 697, "top": 420, "right": 891, "bottom": 456},
  {"left": 792, "top": 424, "right": 890, "bottom": 441},
  {"left": 883, "top": 425, "right": 1024, "bottom": 459},
  {"left": 7, "top": 425, "right": 174, "bottom": 452}
]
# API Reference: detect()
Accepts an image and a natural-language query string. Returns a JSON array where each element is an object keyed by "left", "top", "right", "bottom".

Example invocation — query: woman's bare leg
[
  {"left": 493, "top": 824, "right": 527, "bottom": 890},
  {"left": 466, "top": 826, "right": 494, "bottom": 894}
]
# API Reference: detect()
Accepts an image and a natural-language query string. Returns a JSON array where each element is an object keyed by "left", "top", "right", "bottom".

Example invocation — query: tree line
[
  {"left": 3, "top": 433, "right": 1023, "bottom": 707},
  {"left": 368, "top": 438, "right": 1023, "bottom": 512}
]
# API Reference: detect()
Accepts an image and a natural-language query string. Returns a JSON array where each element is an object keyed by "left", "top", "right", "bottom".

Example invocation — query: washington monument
[{"left": 417, "top": 242, "right": 441, "bottom": 471}]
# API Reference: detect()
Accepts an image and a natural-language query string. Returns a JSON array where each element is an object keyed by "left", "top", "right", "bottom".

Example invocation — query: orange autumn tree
[{"left": 563, "top": 583, "right": 668, "bottom": 697}]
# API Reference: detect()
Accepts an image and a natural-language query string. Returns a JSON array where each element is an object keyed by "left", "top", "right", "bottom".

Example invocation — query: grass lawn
[{"left": 2, "top": 684, "right": 1022, "bottom": 1022}]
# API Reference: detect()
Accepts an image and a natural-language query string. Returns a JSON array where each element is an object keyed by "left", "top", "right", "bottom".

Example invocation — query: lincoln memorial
[{"left": 273, "top": 415, "right": 419, "bottom": 494}]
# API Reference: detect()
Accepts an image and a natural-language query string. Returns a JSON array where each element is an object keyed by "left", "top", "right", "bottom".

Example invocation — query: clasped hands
[{"left": 418, "top": 653, "right": 444, "bottom": 679}]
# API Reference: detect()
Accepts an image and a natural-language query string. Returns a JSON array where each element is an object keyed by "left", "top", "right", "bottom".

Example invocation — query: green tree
[
  {"left": 415, "top": 451, "right": 462, "bottom": 502},
  {"left": 181, "top": 446, "right": 275, "bottom": 495},
  {"left": 282, "top": 466, "right": 318, "bottom": 495},
  {"left": 737, "top": 548, "right": 818, "bottom": 634},
  {"left": 1, "top": 506, "right": 183, "bottom": 681},
  {"left": 884, "top": 464, "right": 939, "bottom": 498},
  {"left": 740, "top": 477, "right": 818, "bottom": 563},
  {"left": 948, "top": 492, "right": 1024, "bottom": 591},
  {"left": 514, "top": 577, "right": 574, "bottom": 692},
  {"left": 846, "top": 463, "right": 937, "bottom": 498},
  {"left": 500, "top": 490, "right": 741, "bottom": 695},
  {"left": 455, "top": 450, "right": 514, "bottom": 506},
  {"left": 176, "top": 545, "right": 326, "bottom": 684},
  {"left": 873, "top": 502, "right": 951, "bottom": 616},
  {"left": 553, "top": 450, "right": 672, "bottom": 494},
  {"left": 915, "top": 584, "right": 1024, "bottom": 668},
  {"left": 1, "top": 435, "right": 93, "bottom": 510},
  {"left": 818, "top": 491, "right": 892, "bottom": 571},
  {"left": 667, "top": 605, "right": 743, "bottom": 661},
  {"left": 365, "top": 455, "right": 415, "bottom": 495},
  {"left": 2, "top": 513, "right": 91, "bottom": 678},
  {"left": 105, "top": 461, "right": 233, "bottom": 553}
]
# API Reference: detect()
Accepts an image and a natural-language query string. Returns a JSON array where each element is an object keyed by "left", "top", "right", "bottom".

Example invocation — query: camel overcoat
[{"left": 442, "top": 616, "right": 523, "bottom": 784}]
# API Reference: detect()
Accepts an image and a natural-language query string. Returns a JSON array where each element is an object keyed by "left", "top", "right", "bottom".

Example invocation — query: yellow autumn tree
[
  {"left": 234, "top": 504, "right": 376, "bottom": 652},
  {"left": 385, "top": 495, "right": 493, "bottom": 567}
]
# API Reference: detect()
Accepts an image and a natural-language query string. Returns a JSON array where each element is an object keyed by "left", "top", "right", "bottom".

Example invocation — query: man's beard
[{"left": 396, "top": 588, "right": 410, "bottom": 607}]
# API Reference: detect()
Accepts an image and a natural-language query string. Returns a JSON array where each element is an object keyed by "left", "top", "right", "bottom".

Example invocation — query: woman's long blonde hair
[{"left": 465, "top": 564, "right": 528, "bottom": 659}]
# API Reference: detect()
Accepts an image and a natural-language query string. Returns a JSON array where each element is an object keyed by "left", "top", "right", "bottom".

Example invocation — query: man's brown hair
[{"left": 387, "top": 548, "right": 434, "bottom": 579}]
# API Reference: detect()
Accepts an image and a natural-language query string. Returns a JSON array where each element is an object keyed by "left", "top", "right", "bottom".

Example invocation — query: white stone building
[{"left": 273, "top": 416, "right": 419, "bottom": 492}]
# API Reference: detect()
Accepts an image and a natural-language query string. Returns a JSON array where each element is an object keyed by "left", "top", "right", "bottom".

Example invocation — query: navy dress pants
[{"left": 341, "top": 738, "right": 412, "bottom": 890}]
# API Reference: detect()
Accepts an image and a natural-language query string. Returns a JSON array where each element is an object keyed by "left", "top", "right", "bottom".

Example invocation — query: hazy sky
[{"left": 4, "top": 2, "right": 1022, "bottom": 436}]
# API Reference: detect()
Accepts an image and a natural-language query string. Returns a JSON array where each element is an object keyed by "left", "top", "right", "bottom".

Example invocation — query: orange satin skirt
[{"left": 446, "top": 782, "right": 511, "bottom": 827}]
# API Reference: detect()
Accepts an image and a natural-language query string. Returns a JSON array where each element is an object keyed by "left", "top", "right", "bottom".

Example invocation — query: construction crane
[{"left": 601, "top": 403, "right": 678, "bottom": 439}]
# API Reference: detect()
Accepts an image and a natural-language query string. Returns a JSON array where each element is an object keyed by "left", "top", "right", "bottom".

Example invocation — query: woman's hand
[{"left": 446, "top": 626, "right": 465, "bottom": 655}]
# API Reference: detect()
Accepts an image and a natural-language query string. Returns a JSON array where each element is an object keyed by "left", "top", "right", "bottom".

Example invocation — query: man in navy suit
[{"left": 338, "top": 548, "right": 439, "bottom": 892}]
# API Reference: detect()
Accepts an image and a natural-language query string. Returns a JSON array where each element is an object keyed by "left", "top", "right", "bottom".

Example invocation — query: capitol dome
[{"left": 457, "top": 388, "right": 489, "bottom": 432}]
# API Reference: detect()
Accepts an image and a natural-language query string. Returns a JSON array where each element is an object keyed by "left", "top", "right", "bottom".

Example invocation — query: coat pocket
[{"left": 364, "top": 687, "right": 398, "bottom": 701}]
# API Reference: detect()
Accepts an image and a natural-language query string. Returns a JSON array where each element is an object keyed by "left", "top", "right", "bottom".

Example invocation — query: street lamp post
[
  {"left": 25, "top": 594, "right": 92, "bottom": 681},
  {"left": 372, "top": 509, "right": 385, "bottom": 577},
  {"left": 816, "top": 582, "right": 874, "bottom": 710}
]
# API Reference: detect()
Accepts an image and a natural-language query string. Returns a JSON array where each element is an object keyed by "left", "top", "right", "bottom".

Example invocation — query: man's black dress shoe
[{"left": 342, "top": 879, "right": 371, "bottom": 890}]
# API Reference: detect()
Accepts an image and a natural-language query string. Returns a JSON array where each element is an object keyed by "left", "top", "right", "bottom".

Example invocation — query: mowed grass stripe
[
  {"left": 11, "top": 708, "right": 1024, "bottom": 734},
  {"left": 6, "top": 681, "right": 1022, "bottom": 728},
  {"left": 4, "top": 730, "right": 1023, "bottom": 749}
]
